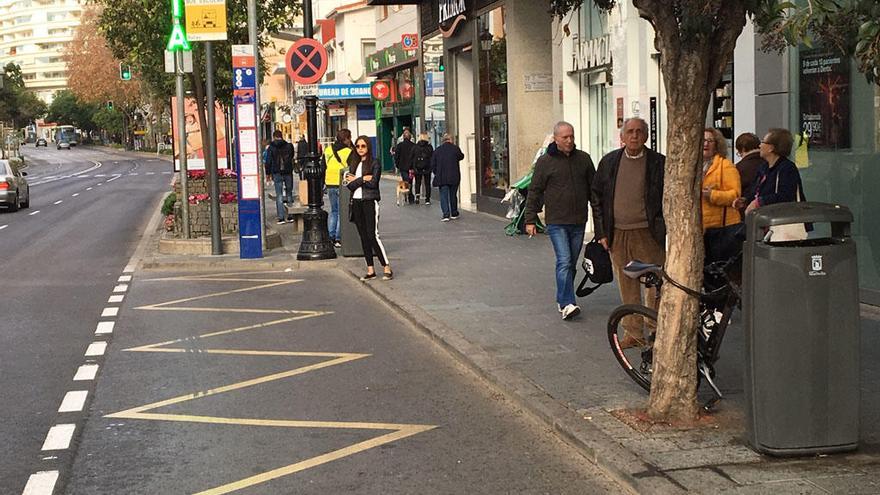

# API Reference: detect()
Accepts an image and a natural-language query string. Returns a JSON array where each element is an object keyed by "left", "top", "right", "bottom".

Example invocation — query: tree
[
  {"left": 0, "top": 63, "right": 47, "bottom": 128},
  {"left": 46, "top": 90, "right": 98, "bottom": 131},
  {"left": 549, "top": 0, "right": 880, "bottom": 423},
  {"left": 93, "top": 0, "right": 301, "bottom": 160},
  {"left": 93, "top": 106, "right": 124, "bottom": 140}
]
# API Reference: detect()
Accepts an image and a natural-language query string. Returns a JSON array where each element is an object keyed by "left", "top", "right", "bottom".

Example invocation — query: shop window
[
  {"left": 422, "top": 33, "right": 446, "bottom": 146},
  {"left": 477, "top": 6, "right": 509, "bottom": 197}
]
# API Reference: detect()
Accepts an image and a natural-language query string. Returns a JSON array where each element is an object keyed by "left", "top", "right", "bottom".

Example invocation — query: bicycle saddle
[{"left": 623, "top": 260, "right": 663, "bottom": 279}]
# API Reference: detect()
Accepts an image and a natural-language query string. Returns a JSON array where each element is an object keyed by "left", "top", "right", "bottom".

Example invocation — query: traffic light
[
  {"left": 107, "top": 101, "right": 114, "bottom": 109},
  {"left": 438, "top": 56, "right": 445, "bottom": 72},
  {"left": 119, "top": 63, "right": 132, "bottom": 81}
]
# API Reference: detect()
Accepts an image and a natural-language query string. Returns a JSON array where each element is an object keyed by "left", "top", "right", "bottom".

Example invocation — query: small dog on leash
[{"left": 396, "top": 180, "right": 411, "bottom": 207}]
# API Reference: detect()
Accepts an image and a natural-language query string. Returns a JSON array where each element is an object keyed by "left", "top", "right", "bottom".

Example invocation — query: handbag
[
  {"left": 768, "top": 172, "right": 807, "bottom": 241},
  {"left": 576, "top": 238, "right": 613, "bottom": 297}
]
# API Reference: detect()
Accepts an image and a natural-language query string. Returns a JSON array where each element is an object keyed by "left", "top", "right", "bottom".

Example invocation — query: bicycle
[{"left": 606, "top": 254, "right": 742, "bottom": 410}]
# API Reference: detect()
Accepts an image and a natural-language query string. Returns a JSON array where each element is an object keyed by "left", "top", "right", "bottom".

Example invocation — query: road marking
[
  {"left": 41, "top": 424, "right": 75, "bottom": 451},
  {"left": 85, "top": 342, "right": 107, "bottom": 356},
  {"left": 96, "top": 183, "right": 103, "bottom": 186},
  {"left": 30, "top": 160, "right": 102, "bottom": 186},
  {"left": 53, "top": 200, "right": 63, "bottom": 205},
  {"left": 162, "top": 171, "right": 173, "bottom": 175},
  {"left": 118, "top": 275, "right": 132, "bottom": 282},
  {"left": 108, "top": 294, "right": 124, "bottom": 303},
  {"left": 95, "top": 321, "right": 115, "bottom": 334},
  {"left": 73, "top": 364, "right": 99, "bottom": 381},
  {"left": 146, "top": 172, "right": 155, "bottom": 175},
  {"left": 58, "top": 390, "right": 88, "bottom": 412},
  {"left": 0, "top": 225, "right": 7, "bottom": 230},
  {"left": 94, "top": 174, "right": 106, "bottom": 177},
  {"left": 21, "top": 470, "right": 59, "bottom": 495},
  {"left": 86, "top": 187, "right": 93, "bottom": 191},
  {"left": 29, "top": 210, "right": 40, "bottom": 216},
  {"left": 100, "top": 307, "right": 119, "bottom": 317},
  {"left": 113, "top": 284, "right": 128, "bottom": 293},
  {"left": 72, "top": 193, "right": 79, "bottom": 197},
  {"left": 123, "top": 263, "right": 135, "bottom": 273},
  {"left": 130, "top": 172, "right": 139, "bottom": 176}
]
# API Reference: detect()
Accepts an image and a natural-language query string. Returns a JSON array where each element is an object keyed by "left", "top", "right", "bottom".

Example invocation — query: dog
[{"left": 396, "top": 180, "right": 411, "bottom": 207}]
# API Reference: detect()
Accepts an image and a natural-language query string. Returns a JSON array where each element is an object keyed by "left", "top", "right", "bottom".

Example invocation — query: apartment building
[{"left": 0, "top": 0, "right": 83, "bottom": 103}]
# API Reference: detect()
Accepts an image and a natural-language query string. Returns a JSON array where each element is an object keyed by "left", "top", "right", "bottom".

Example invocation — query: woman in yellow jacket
[{"left": 702, "top": 128, "right": 742, "bottom": 263}]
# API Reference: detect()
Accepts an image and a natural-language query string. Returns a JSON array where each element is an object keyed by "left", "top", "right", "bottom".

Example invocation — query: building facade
[{"left": 0, "top": 0, "right": 83, "bottom": 103}]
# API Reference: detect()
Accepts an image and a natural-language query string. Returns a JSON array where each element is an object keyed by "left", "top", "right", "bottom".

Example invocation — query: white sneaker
[
  {"left": 557, "top": 304, "right": 564, "bottom": 313},
  {"left": 561, "top": 304, "right": 581, "bottom": 320},
  {"left": 441, "top": 217, "right": 450, "bottom": 222}
]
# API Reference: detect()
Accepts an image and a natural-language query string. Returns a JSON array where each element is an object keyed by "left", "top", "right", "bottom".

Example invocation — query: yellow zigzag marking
[{"left": 107, "top": 272, "right": 437, "bottom": 495}]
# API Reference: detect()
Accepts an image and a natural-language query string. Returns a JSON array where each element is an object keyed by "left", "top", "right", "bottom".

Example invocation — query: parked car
[
  {"left": 0, "top": 159, "right": 30, "bottom": 212},
  {"left": 36, "top": 138, "right": 47, "bottom": 147},
  {"left": 57, "top": 139, "right": 71, "bottom": 150}
]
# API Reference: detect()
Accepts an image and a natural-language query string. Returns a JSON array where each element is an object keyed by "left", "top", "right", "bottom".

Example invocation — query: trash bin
[
  {"left": 338, "top": 170, "right": 363, "bottom": 258},
  {"left": 743, "top": 202, "right": 859, "bottom": 456}
]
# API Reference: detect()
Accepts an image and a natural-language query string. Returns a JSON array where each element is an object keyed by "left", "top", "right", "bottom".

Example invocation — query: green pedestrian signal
[
  {"left": 119, "top": 63, "right": 132, "bottom": 81},
  {"left": 438, "top": 56, "right": 445, "bottom": 72}
]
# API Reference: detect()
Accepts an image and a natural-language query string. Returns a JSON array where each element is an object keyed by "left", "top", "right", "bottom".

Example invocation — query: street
[
  {"left": 3, "top": 148, "right": 622, "bottom": 494},
  {"left": 0, "top": 146, "right": 172, "bottom": 493}
]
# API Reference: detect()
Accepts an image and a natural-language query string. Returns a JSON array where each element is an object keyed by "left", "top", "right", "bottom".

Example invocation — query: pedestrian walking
[
  {"left": 345, "top": 136, "right": 393, "bottom": 281},
  {"left": 265, "top": 130, "right": 295, "bottom": 224},
  {"left": 431, "top": 133, "right": 464, "bottom": 221},
  {"left": 732, "top": 132, "right": 766, "bottom": 217},
  {"left": 591, "top": 117, "right": 666, "bottom": 348},
  {"left": 410, "top": 132, "right": 434, "bottom": 205},
  {"left": 324, "top": 129, "right": 353, "bottom": 248},
  {"left": 524, "top": 121, "right": 595, "bottom": 321},
  {"left": 295, "top": 134, "right": 309, "bottom": 171},
  {"left": 701, "top": 128, "right": 742, "bottom": 264},
  {"left": 393, "top": 128, "right": 416, "bottom": 204}
]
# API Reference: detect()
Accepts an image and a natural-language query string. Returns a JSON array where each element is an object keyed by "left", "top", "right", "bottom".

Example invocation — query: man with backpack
[
  {"left": 410, "top": 132, "right": 434, "bottom": 205},
  {"left": 265, "top": 130, "right": 295, "bottom": 224}
]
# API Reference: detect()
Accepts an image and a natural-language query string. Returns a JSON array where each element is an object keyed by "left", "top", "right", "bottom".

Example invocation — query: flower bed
[{"left": 168, "top": 170, "right": 241, "bottom": 236}]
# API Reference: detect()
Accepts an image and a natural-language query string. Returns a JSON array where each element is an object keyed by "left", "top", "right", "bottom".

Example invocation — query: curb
[{"left": 338, "top": 263, "right": 686, "bottom": 495}]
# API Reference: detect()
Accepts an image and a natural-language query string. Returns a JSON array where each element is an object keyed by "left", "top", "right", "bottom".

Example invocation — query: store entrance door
[{"left": 454, "top": 48, "right": 476, "bottom": 209}]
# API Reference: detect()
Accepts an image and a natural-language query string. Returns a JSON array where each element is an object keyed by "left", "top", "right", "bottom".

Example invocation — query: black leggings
[
  {"left": 413, "top": 173, "right": 431, "bottom": 201},
  {"left": 351, "top": 199, "right": 388, "bottom": 268}
]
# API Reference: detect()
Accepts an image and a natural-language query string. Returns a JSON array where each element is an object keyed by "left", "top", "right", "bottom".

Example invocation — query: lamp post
[{"left": 297, "top": 0, "right": 336, "bottom": 261}]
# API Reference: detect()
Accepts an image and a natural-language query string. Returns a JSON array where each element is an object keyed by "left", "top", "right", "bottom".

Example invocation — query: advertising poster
[
  {"left": 171, "top": 97, "right": 229, "bottom": 171},
  {"left": 798, "top": 48, "right": 850, "bottom": 149}
]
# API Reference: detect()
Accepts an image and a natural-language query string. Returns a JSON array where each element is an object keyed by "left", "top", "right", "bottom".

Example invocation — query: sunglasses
[{"left": 356, "top": 144, "right": 368, "bottom": 149}]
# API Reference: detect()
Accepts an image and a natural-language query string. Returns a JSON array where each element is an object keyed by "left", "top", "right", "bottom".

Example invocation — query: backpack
[
  {"left": 274, "top": 142, "right": 294, "bottom": 174},
  {"left": 576, "top": 238, "right": 613, "bottom": 297},
  {"left": 413, "top": 145, "right": 432, "bottom": 173}
]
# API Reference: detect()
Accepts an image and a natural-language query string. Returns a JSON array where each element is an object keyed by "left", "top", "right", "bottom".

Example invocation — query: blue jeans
[
  {"left": 272, "top": 173, "right": 293, "bottom": 221},
  {"left": 439, "top": 184, "right": 459, "bottom": 219},
  {"left": 327, "top": 186, "right": 341, "bottom": 240},
  {"left": 546, "top": 224, "right": 585, "bottom": 307}
]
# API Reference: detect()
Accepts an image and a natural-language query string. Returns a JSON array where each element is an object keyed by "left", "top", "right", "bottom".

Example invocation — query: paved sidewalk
[{"left": 145, "top": 178, "right": 880, "bottom": 494}]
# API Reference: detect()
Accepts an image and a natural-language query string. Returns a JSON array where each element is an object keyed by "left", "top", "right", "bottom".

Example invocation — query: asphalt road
[
  {"left": 60, "top": 269, "right": 623, "bottom": 494},
  {"left": 0, "top": 145, "right": 173, "bottom": 493}
]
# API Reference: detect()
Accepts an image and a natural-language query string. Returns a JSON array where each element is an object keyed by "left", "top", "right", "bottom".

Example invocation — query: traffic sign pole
[{"left": 296, "top": 0, "right": 336, "bottom": 261}]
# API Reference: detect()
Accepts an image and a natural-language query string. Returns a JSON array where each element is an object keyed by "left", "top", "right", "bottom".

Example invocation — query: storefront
[
  {"left": 419, "top": 0, "right": 554, "bottom": 215},
  {"left": 366, "top": 43, "right": 420, "bottom": 172},
  {"left": 317, "top": 83, "right": 375, "bottom": 141}
]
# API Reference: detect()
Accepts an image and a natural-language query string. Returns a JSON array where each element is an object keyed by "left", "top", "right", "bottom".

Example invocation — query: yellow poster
[{"left": 185, "top": 0, "right": 228, "bottom": 41}]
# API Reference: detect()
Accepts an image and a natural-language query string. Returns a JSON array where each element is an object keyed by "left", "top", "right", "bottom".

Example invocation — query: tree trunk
[{"left": 633, "top": 0, "right": 748, "bottom": 423}]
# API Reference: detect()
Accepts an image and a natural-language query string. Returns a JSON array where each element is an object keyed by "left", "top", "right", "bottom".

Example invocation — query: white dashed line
[
  {"left": 86, "top": 187, "right": 93, "bottom": 191},
  {"left": 100, "top": 307, "right": 119, "bottom": 317},
  {"left": 107, "top": 175, "right": 120, "bottom": 182},
  {"left": 123, "top": 264, "right": 135, "bottom": 273},
  {"left": 58, "top": 391, "right": 88, "bottom": 412},
  {"left": 73, "top": 364, "right": 99, "bottom": 381},
  {"left": 146, "top": 172, "right": 155, "bottom": 175},
  {"left": 96, "top": 183, "right": 103, "bottom": 186},
  {"left": 94, "top": 174, "right": 106, "bottom": 177},
  {"left": 71, "top": 193, "right": 79, "bottom": 197},
  {"left": 130, "top": 172, "right": 139, "bottom": 176},
  {"left": 0, "top": 225, "right": 7, "bottom": 230},
  {"left": 113, "top": 284, "right": 128, "bottom": 293},
  {"left": 84, "top": 342, "right": 107, "bottom": 356},
  {"left": 95, "top": 321, "right": 115, "bottom": 334},
  {"left": 118, "top": 275, "right": 132, "bottom": 282},
  {"left": 22, "top": 470, "right": 59, "bottom": 495},
  {"left": 108, "top": 294, "right": 124, "bottom": 303},
  {"left": 29, "top": 210, "right": 40, "bottom": 216},
  {"left": 41, "top": 424, "right": 75, "bottom": 451},
  {"left": 53, "top": 200, "right": 63, "bottom": 205}
]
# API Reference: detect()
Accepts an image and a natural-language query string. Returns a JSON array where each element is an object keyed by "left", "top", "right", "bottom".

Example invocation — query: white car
[
  {"left": 0, "top": 159, "right": 30, "bottom": 211},
  {"left": 57, "top": 140, "right": 71, "bottom": 150}
]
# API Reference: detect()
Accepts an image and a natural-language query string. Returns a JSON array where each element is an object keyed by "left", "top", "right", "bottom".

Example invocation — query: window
[
  {"left": 478, "top": 6, "right": 509, "bottom": 197},
  {"left": 380, "top": 6, "right": 388, "bottom": 20}
]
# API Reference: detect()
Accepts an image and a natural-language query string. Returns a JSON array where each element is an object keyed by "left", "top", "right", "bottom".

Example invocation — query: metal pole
[
  {"left": 297, "top": 0, "right": 336, "bottom": 261},
  {"left": 246, "top": 0, "right": 267, "bottom": 244},
  {"left": 205, "top": 41, "right": 222, "bottom": 255},
  {"left": 176, "top": 50, "right": 190, "bottom": 239}
]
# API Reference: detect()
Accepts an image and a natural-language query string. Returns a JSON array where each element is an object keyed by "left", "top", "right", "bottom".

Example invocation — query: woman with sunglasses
[{"left": 345, "top": 136, "right": 393, "bottom": 280}]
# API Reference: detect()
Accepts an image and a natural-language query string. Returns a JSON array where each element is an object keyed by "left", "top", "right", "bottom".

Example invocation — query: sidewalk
[{"left": 143, "top": 178, "right": 880, "bottom": 494}]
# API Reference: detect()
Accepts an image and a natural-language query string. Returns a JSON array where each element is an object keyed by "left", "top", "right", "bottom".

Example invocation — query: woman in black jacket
[{"left": 346, "top": 136, "right": 393, "bottom": 280}]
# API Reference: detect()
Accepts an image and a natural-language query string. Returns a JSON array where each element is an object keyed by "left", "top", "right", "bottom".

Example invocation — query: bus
[{"left": 54, "top": 125, "right": 79, "bottom": 146}]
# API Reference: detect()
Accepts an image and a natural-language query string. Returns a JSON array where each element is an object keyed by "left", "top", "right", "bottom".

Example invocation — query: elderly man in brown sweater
[{"left": 591, "top": 117, "right": 666, "bottom": 348}]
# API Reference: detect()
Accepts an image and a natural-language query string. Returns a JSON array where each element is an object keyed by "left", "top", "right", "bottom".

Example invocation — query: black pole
[
  {"left": 205, "top": 41, "right": 222, "bottom": 255},
  {"left": 297, "top": 0, "right": 336, "bottom": 261}
]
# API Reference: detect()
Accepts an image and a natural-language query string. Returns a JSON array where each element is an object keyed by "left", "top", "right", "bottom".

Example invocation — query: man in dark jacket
[
  {"left": 733, "top": 132, "right": 765, "bottom": 216},
  {"left": 409, "top": 132, "right": 434, "bottom": 204},
  {"left": 591, "top": 117, "right": 666, "bottom": 347},
  {"left": 295, "top": 134, "right": 309, "bottom": 172},
  {"left": 393, "top": 128, "right": 416, "bottom": 203},
  {"left": 265, "top": 130, "right": 295, "bottom": 224},
  {"left": 524, "top": 122, "right": 595, "bottom": 321},
  {"left": 430, "top": 133, "right": 464, "bottom": 221}
]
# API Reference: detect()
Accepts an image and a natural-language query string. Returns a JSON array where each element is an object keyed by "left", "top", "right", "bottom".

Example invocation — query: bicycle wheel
[{"left": 608, "top": 304, "right": 657, "bottom": 392}]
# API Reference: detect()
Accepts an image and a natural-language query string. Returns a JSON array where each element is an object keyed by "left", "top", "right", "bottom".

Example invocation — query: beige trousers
[{"left": 609, "top": 228, "right": 666, "bottom": 339}]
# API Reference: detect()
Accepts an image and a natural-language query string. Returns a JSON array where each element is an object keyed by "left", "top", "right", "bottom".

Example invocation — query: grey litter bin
[
  {"left": 338, "top": 170, "right": 363, "bottom": 258},
  {"left": 743, "top": 202, "right": 859, "bottom": 456}
]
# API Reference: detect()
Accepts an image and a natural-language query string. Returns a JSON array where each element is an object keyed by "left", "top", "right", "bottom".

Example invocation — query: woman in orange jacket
[{"left": 701, "top": 128, "right": 742, "bottom": 263}]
